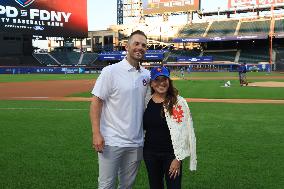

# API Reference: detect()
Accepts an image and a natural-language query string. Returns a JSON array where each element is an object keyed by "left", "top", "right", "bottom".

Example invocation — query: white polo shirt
[{"left": 91, "top": 58, "right": 150, "bottom": 147}]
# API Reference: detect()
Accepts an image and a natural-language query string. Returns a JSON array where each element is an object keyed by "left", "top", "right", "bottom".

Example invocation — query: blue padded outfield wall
[
  {"left": 0, "top": 67, "right": 86, "bottom": 74},
  {"left": 0, "top": 64, "right": 271, "bottom": 74}
]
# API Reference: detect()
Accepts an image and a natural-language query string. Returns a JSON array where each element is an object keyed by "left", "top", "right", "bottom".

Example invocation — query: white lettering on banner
[
  {"left": 40, "top": 10, "right": 50, "bottom": 21},
  {"left": 47, "top": 22, "right": 63, "bottom": 27},
  {"left": 5, "top": 25, "right": 30, "bottom": 29},
  {"left": 52, "top": 11, "right": 60, "bottom": 21},
  {"left": 61, "top": 12, "right": 71, "bottom": 22},
  {"left": 8, "top": 18, "right": 64, "bottom": 27},
  {"left": 0, "top": 6, "right": 71, "bottom": 22},
  {"left": 29, "top": 9, "right": 71, "bottom": 22},
  {"left": 0, "top": 5, "right": 18, "bottom": 17},
  {"left": 14, "top": 19, "right": 45, "bottom": 25},
  {"left": 232, "top": 0, "right": 253, "bottom": 4},
  {"left": 29, "top": 9, "right": 39, "bottom": 19},
  {"left": 230, "top": 0, "right": 284, "bottom": 7},
  {"left": 233, "top": 0, "right": 255, "bottom": 6},
  {"left": 21, "top": 10, "right": 27, "bottom": 17},
  {"left": 0, "top": 4, "right": 72, "bottom": 31},
  {"left": 260, "top": 0, "right": 284, "bottom": 4},
  {"left": 259, "top": 0, "right": 274, "bottom": 4},
  {"left": 0, "top": 18, "right": 10, "bottom": 23}
]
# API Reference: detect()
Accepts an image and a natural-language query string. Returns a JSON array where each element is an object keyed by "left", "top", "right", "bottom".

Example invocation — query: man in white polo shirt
[{"left": 90, "top": 30, "right": 150, "bottom": 189}]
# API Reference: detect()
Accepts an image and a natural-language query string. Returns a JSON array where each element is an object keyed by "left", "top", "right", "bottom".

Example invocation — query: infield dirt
[{"left": 0, "top": 77, "right": 284, "bottom": 104}]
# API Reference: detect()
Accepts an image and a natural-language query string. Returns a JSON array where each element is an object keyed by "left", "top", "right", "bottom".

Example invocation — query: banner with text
[
  {"left": 143, "top": 0, "right": 200, "bottom": 15},
  {"left": 99, "top": 53, "right": 165, "bottom": 61},
  {"left": 0, "top": 0, "right": 87, "bottom": 37},
  {"left": 228, "top": 0, "right": 284, "bottom": 10},
  {"left": 0, "top": 67, "right": 86, "bottom": 74},
  {"left": 173, "top": 35, "right": 268, "bottom": 43},
  {"left": 177, "top": 56, "right": 213, "bottom": 62}
]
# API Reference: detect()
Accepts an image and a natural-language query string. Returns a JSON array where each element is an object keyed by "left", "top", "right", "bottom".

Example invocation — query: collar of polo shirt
[{"left": 122, "top": 58, "right": 141, "bottom": 72}]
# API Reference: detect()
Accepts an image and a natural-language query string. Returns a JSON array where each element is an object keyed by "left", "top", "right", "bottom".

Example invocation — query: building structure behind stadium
[{"left": 1, "top": 0, "right": 284, "bottom": 73}]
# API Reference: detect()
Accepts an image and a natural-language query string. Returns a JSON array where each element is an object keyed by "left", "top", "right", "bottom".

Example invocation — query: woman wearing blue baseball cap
[{"left": 143, "top": 66, "right": 197, "bottom": 189}]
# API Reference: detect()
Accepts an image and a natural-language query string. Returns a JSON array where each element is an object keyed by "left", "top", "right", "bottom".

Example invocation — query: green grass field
[
  {"left": 0, "top": 72, "right": 283, "bottom": 83},
  {"left": 0, "top": 101, "right": 283, "bottom": 189},
  {"left": 0, "top": 72, "right": 284, "bottom": 189},
  {"left": 0, "top": 74, "right": 98, "bottom": 83},
  {"left": 70, "top": 79, "right": 284, "bottom": 100}
]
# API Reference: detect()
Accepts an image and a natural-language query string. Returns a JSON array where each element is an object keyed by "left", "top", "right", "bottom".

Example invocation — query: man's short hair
[{"left": 128, "top": 30, "right": 147, "bottom": 43}]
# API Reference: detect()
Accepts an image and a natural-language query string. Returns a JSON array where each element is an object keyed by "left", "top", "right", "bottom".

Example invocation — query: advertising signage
[
  {"left": 143, "top": 0, "right": 200, "bottom": 15},
  {"left": 228, "top": 0, "right": 284, "bottom": 9},
  {"left": 0, "top": 0, "right": 88, "bottom": 37},
  {"left": 173, "top": 35, "right": 268, "bottom": 43},
  {"left": 177, "top": 56, "right": 213, "bottom": 62},
  {"left": 99, "top": 52, "right": 165, "bottom": 61}
]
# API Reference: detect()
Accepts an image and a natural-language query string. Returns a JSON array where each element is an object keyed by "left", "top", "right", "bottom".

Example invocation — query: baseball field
[{"left": 0, "top": 72, "right": 284, "bottom": 189}]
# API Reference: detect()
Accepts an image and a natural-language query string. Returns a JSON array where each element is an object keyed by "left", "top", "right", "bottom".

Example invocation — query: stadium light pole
[
  {"left": 160, "top": 26, "right": 162, "bottom": 42},
  {"left": 217, "top": 7, "right": 220, "bottom": 22},
  {"left": 270, "top": 34, "right": 273, "bottom": 66},
  {"left": 269, "top": 4, "right": 275, "bottom": 70}
]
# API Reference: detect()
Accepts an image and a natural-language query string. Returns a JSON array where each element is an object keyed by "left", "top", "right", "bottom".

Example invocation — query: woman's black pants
[{"left": 143, "top": 150, "right": 182, "bottom": 189}]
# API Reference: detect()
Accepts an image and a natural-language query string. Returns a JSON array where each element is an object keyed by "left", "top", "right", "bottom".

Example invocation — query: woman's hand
[{"left": 168, "top": 159, "right": 181, "bottom": 179}]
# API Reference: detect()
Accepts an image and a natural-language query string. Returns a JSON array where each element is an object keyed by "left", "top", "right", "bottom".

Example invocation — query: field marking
[
  {"left": 12, "top": 97, "right": 50, "bottom": 99},
  {"left": 186, "top": 98, "right": 284, "bottom": 104},
  {"left": 1, "top": 97, "right": 284, "bottom": 104},
  {"left": 0, "top": 107, "right": 88, "bottom": 111}
]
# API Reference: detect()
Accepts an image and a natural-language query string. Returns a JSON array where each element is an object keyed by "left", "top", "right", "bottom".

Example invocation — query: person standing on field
[
  {"left": 143, "top": 66, "right": 197, "bottom": 189},
  {"left": 90, "top": 30, "right": 150, "bottom": 189},
  {"left": 238, "top": 63, "right": 248, "bottom": 86}
]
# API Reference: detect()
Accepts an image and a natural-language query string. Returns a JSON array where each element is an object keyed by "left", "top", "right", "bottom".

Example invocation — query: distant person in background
[
  {"left": 143, "top": 66, "right": 197, "bottom": 189},
  {"left": 180, "top": 67, "right": 185, "bottom": 79},
  {"left": 90, "top": 30, "right": 150, "bottom": 189},
  {"left": 238, "top": 64, "right": 243, "bottom": 85},
  {"left": 238, "top": 63, "right": 248, "bottom": 86},
  {"left": 187, "top": 66, "right": 191, "bottom": 74},
  {"left": 242, "top": 63, "right": 248, "bottom": 86}
]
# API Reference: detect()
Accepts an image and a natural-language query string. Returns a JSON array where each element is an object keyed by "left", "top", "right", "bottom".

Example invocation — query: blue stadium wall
[
  {"left": 0, "top": 63, "right": 272, "bottom": 74},
  {"left": 0, "top": 67, "right": 87, "bottom": 74}
]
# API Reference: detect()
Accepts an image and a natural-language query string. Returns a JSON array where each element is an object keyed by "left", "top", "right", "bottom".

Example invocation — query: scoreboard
[
  {"left": 228, "top": 0, "right": 284, "bottom": 9},
  {"left": 143, "top": 0, "right": 200, "bottom": 15},
  {"left": 0, "top": 0, "right": 88, "bottom": 37}
]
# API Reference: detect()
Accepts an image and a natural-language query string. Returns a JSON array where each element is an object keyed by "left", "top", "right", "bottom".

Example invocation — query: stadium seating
[
  {"left": 206, "top": 20, "right": 238, "bottom": 37},
  {"left": 275, "top": 47, "right": 284, "bottom": 62},
  {"left": 0, "top": 55, "right": 43, "bottom": 66},
  {"left": 238, "top": 20, "right": 270, "bottom": 36},
  {"left": 51, "top": 52, "right": 81, "bottom": 65},
  {"left": 239, "top": 48, "right": 270, "bottom": 63},
  {"left": 202, "top": 50, "right": 237, "bottom": 62},
  {"left": 80, "top": 53, "right": 99, "bottom": 65},
  {"left": 0, "top": 56, "right": 21, "bottom": 66},
  {"left": 178, "top": 22, "right": 209, "bottom": 38},
  {"left": 33, "top": 53, "right": 59, "bottom": 66},
  {"left": 274, "top": 19, "right": 284, "bottom": 34},
  {"left": 275, "top": 47, "right": 284, "bottom": 70},
  {"left": 170, "top": 49, "right": 201, "bottom": 57}
]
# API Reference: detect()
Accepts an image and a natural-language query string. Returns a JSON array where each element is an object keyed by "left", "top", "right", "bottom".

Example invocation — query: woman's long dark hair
[{"left": 151, "top": 79, "right": 178, "bottom": 115}]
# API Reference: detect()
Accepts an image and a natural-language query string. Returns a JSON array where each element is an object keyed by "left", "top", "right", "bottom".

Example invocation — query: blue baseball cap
[{"left": 150, "top": 66, "right": 170, "bottom": 80}]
